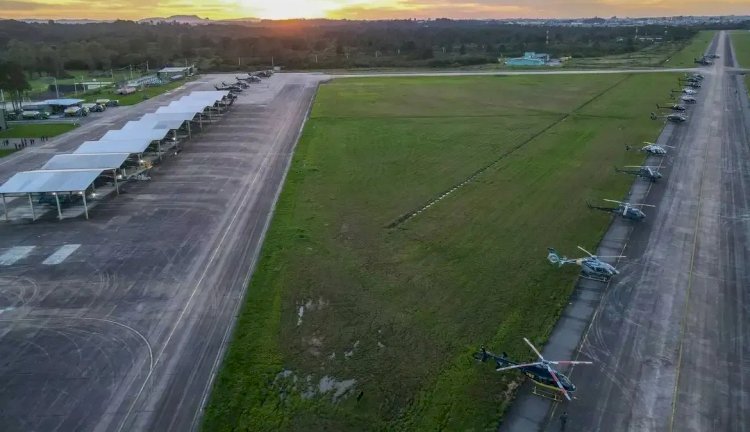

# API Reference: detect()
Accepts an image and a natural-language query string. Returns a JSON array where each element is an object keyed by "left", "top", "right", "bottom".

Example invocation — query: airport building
[{"left": 504, "top": 52, "right": 551, "bottom": 66}]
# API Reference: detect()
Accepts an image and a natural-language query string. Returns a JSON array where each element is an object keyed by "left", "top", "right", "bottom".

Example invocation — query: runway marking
[
  {"left": 0, "top": 246, "right": 35, "bottom": 266},
  {"left": 669, "top": 36, "right": 722, "bottom": 432},
  {"left": 42, "top": 244, "right": 81, "bottom": 265}
]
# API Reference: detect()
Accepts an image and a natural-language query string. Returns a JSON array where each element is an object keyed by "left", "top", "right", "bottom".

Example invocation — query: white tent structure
[
  {"left": 41, "top": 153, "right": 130, "bottom": 195},
  {"left": 0, "top": 89, "right": 237, "bottom": 222},
  {"left": 0, "top": 170, "right": 103, "bottom": 220}
]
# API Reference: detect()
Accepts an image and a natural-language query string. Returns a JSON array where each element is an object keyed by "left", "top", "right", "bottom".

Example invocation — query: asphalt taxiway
[
  {"left": 501, "top": 30, "right": 750, "bottom": 432},
  {"left": 0, "top": 73, "right": 323, "bottom": 431}
]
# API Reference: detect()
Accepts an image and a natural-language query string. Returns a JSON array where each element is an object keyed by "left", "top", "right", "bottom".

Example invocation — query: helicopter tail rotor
[{"left": 547, "top": 248, "right": 564, "bottom": 266}]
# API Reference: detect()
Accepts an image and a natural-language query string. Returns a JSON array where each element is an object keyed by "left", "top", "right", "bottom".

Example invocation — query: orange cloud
[{"left": 0, "top": 0, "right": 748, "bottom": 20}]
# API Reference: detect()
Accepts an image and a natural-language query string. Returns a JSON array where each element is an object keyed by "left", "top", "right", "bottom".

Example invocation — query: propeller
[
  {"left": 496, "top": 362, "right": 541, "bottom": 372},
  {"left": 547, "top": 366, "right": 572, "bottom": 401},
  {"left": 577, "top": 245, "right": 625, "bottom": 260},
  {"left": 524, "top": 337, "right": 544, "bottom": 360},
  {"left": 604, "top": 199, "right": 655, "bottom": 208}
]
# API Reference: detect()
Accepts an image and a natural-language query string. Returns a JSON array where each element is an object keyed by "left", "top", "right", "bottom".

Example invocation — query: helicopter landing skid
[
  {"left": 580, "top": 274, "right": 611, "bottom": 283},
  {"left": 531, "top": 383, "right": 563, "bottom": 402}
]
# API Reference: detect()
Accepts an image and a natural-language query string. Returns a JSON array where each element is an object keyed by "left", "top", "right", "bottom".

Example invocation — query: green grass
[
  {"left": 0, "top": 149, "right": 16, "bottom": 158},
  {"left": 0, "top": 123, "right": 77, "bottom": 139},
  {"left": 664, "top": 30, "right": 716, "bottom": 67},
  {"left": 730, "top": 30, "right": 750, "bottom": 94},
  {"left": 28, "top": 69, "right": 146, "bottom": 93},
  {"left": 563, "top": 30, "right": 715, "bottom": 69},
  {"left": 202, "top": 73, "right": 677, "bottom": 432},
  {"left": 82, "top": 79, "right": 193, "bottom": 105}
]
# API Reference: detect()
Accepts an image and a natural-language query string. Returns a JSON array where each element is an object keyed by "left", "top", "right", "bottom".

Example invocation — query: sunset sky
[{"left": 1, "top": 0, "right": 748, "bottom": 21}]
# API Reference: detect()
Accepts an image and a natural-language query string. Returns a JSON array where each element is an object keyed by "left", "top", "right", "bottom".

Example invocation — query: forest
[{"left": 0, "top": 19, "right": 718, "bottom": 76}]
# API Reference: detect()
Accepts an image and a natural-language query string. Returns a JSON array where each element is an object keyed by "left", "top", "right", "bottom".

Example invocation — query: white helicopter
[
  {"left": 639, "top": 141, "right": 675, "bottom": 155},
  {"left": 547, "top": 246, "right": 625, "bottom": 282}
]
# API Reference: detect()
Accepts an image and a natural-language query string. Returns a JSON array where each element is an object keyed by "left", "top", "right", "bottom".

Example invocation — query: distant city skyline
[{"left": 1, "top": 0, "right": 749, "bottom": 21}]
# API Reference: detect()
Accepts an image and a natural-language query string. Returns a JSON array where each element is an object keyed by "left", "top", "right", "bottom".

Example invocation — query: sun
[
  {"left": 249, "top": 0, "right": 337, "bottom": 19},
  {"left": 247, "top": 0, "right": 398, "bottom": 20}
]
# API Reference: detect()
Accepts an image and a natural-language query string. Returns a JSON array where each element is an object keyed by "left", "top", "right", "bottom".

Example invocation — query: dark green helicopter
[
  {"left": 587, "top": 199, "right": 655, "bottom": 221},
  {"left": 475, "top": 338, "right": 592, "bottom": 401}
]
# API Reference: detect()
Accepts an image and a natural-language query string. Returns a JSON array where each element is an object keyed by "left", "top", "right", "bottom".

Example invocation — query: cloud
[{"left": 0, "top": 0, "right": 748, "bottom": 20}]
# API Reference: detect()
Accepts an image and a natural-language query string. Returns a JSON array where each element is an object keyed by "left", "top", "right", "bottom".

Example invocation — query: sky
[{"left": 1, "top": 0, "right": 748, "bottom": 21}]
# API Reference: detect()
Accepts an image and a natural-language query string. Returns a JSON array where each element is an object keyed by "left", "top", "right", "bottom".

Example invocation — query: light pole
[{"left": 53, "top": 77, "right": 60, "bottom": 98}]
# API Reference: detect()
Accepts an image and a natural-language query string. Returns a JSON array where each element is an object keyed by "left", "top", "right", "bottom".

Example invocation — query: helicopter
[
  {"left": 694, "top": 56, "right": 713, "bottom": 66},
  {"left": 547, "top": 245, "right": 624, "bottom": 282},
  {"left": 656, "top": 103, "right": 687, "bottom": 112},
  {"left": 651, "top": 112, "right": 687, "bottom": 123},
  {"left": 680, "top": 95, "right": 697, "bottom": 104},
  {"left": 616, "top": 165, "right": 663, "bottom": 182},
  {"left": 474, "top": 338, "right": 592, "bottom": 401},
  {"left": 214, "top": 83, "right": 242, "bottom": 92},
  {"left": 678, "top": 79, "right": 701, "bottom": 89},
  {"left": 687, "top": 73, "right": 704, "bottom": 81},
  {"left": 672, "top": 88, "right": 697, "bottom": 95},
  {"left": 587, "top": 199, "right": 655, "bottom": 221},
  {"left": 237, "top": 75, "right": 261, "bottom": 83},
  {"left": 638, "top": 141, "right": 674, "bottom": 155}
]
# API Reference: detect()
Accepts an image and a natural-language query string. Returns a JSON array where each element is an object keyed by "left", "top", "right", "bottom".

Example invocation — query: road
[
  {"left": 0, "top": 73, "right": 323, "bottom": 431},
  {"left": 331, "top": 67, "right": 698, "bottom": 79},
  {"left": 502, "top": 30, "right": 750, "bottom": 432}
]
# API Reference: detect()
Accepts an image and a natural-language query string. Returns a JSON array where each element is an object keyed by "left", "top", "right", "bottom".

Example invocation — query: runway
[
  {"left": 502, "top": 30, "right": 750, "bottom": 431},
  {"left": 0, "top": 73, "right": 323, "bottom": 431}
]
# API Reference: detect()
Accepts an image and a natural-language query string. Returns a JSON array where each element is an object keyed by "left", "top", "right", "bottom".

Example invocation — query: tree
[{"left": 0, "top": 62, "right": 31, "bottom": 111}]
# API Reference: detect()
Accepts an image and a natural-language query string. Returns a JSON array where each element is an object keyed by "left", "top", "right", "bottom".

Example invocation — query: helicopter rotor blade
[
  {"left": 603, "top": 199, "right": 622, "bottom": 205},
  {"left": 495, "top": 362, "right": 542, "bottom": 372},
  {"left": 594, "top": 255, "right": 626, "bottom": 259},
  {"left": 547, "top": 365, "right": 572, "bottom": 401},
  {"left": 523, "top": 337, "right": 544, "bottom": 361},
  {"left": 549, "top": 360, "right": 594, "bottom": 365},
  {"left": 577, "top": 246, "right": 595, "bottom": 257}
]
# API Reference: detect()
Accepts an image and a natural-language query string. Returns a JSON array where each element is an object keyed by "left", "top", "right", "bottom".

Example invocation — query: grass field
[
  {"left": 565, "top": 30, "right": 715, "bottom": 69},
  {"left": 82, "top": 79, "right": 192, "bottom": 106},
  {"left": 0, "top": 149, "right": 16, "bottom": 158},
  {"left": 0, "top": 123, "right": 77, "bottom": 139},
  {"left": 731, "top": 31, "right": 750, "bottom": 94},
  {"left": 28, "top": 69, "right": 146, "bottom": 93},
  {"left": 665, "top": 30, "right": 716, "bottom": 67},
  {"left": 202, "top": 73, "right": 676, "bottom": 431}
]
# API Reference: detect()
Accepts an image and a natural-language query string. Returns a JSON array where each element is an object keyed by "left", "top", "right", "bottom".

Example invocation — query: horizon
[{"left": 1, "top": 0, "right": 749, "bottom": 22}]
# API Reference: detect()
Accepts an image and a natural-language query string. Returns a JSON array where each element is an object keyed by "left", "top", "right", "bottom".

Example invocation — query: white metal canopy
[
  {"left": 0, "top": 169, "right": 102, "bottom": 194},
  {"left": 41, "top": 153, "right": 130, "bottom": 171},
  {"left": 74, "top": 139, "right": 155, "bottom": 154},
  {"left": 104, "top": 125, "right": 173, "bottom": 141},
  {"left": 131, "top": 116, "right": 187, "bottom": 131}
]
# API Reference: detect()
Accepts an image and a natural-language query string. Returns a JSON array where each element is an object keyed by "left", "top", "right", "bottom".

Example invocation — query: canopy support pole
[
  {"left": 158, "top": 141, "right": 162, "bottom": 161},
  {"left": 28, "top": 193, "right": 35, "bottom": 221},
  {"left": 187, "top": 121, "right": 192, "bottom": 139},
  {"left": 54, "top": 193, "right": 62, "bottom": 220},
  {"left": 113, "top": 169, "right": 119, "bottom": 195},
  {"left": 2, "top": 194, "right": 7, "bottom": 222},
  {"left": 82, "top": 192, "right": 89, "bottom": 220}
]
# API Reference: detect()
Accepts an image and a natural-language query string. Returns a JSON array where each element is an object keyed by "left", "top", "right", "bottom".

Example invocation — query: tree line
[
  {"left": 3, "top": 17, "right": 750, "bottom": 78},
  {"left": 0, "top": 19, "right": 719, "bottom": 76}
]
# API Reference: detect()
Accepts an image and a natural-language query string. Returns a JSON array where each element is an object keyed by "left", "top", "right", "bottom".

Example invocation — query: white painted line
[
  {"left": 0, "top": 246, "right": 35, "bottom": 266},
  {"left": 42, "top": 244, "right": 81, "bottom": 265}
]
